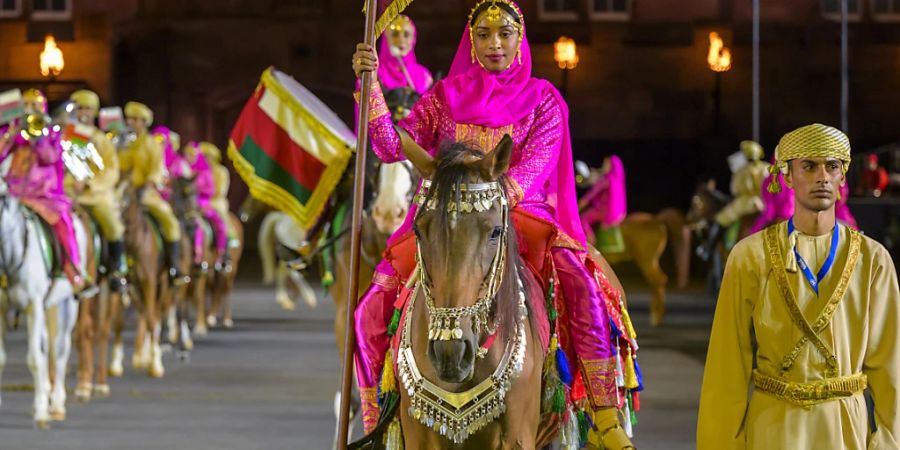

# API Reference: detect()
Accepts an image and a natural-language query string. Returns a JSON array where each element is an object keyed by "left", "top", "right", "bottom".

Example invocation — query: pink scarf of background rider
[
  {"left": 377, "top": 17, "right": 432, "bottom": 93},
  {"left": 583, "top": 155, "right": 627, "bottom": 227},
  {"left": 188, "top": 147, "right": 215, "bottom": 209}
]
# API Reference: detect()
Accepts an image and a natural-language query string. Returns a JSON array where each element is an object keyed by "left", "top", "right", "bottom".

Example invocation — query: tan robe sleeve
[
  {"left": 697, "top": 242, "right": 757, "bottom": 450},
  {"left": 87, "top": 131, "right": 119, "bottom": 193},
  {"left": 864, "top": 247, "right": 900, "bottom": 448}
]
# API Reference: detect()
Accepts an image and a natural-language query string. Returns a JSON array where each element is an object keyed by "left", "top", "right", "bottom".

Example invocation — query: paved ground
[{"left": 0, "top": 259, "right": 717, "bottom": 449}]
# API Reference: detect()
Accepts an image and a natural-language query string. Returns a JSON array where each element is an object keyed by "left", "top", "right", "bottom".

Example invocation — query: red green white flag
[{"left": 228, "top": 67, "right": 355, "bottom": 230}]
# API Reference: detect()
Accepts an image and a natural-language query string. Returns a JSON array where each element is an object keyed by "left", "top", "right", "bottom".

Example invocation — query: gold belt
[{"left": 752, "top": 370, "right": 867, "bottom": 408}]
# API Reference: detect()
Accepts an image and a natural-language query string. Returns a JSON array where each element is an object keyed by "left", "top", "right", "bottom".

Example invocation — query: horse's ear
[
  {"left": 483, "top": 134, "right": 513, "bottom": 181},
  {"left": 398, "top": 128, "right": 435, "bottom": 179}
]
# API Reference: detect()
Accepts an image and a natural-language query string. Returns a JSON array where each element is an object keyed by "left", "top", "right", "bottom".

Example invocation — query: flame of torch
[
  {"left": 40, "top": 34, "right": 64, "bottom": 77},
  {"left": 707, "top": 32, "right": 731, "bottom": 73}
]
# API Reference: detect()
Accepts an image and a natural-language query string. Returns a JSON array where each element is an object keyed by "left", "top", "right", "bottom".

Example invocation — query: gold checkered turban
[{"left": 768, "top": 123, "right": 851, "bottom": 193}]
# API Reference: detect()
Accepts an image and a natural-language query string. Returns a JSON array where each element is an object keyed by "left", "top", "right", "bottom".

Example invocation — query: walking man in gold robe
[{"left": 697, "top": 123, "right": 900, "bottom": 449}]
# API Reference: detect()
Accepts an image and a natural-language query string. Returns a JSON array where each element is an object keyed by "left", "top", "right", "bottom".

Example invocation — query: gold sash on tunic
[{"left": 756, "top": 225, "right": 865, "bottom": 407}]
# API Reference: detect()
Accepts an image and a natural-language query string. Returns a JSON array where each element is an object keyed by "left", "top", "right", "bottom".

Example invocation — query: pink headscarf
[
  {"left": 600, "top": 155, "right": 627, "bottom": 227},
  {"left": 377, "top": 17, "right": 432, "bottom": 94},
  {"left": 431, "top": 5, "right": 587, "bottom": 245}
]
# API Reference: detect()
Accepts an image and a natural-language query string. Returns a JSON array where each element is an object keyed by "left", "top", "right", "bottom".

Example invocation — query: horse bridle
[
  {"left": 413, "top": 179, "right": 509, "bottom": 349},
  {"left": 397, "top": 179, "right": 528, "bottom": 444}
]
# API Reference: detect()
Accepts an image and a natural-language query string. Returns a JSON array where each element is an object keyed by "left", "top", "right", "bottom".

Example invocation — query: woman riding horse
[
  {"left": 1, "top": 89, "right": 93, "bottom": 297},
  {"left": 352, "top": 1, "right": 638, "bottom": 446}
]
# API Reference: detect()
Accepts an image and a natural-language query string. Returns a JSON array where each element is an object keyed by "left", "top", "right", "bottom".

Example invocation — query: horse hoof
[
  {"left": 276, "top": 296, "right": 296, "bottom": 311},
  {"left": 93, "top": 384, "right": 111, "bottom": 398},
  {"left": 194, "top": 325, "right": 208, "bottom": 337},
  {"left": 34, "top": 419, "right": 51, "bottom": 430},
  {"left": 206, "top": 315, "right": 217, "bottom": 327},
  {"left": 132, "top": 356, "right": 148, "bottom": 370},
  {"left": 75, "top": 386, "right": 92, "bottom": 403},
  {"left": 650, "top": 311, "right": 664, "bottom": 327},
  {"left": 149, "top": 365, "right": 165, "bottom": 378},
  {"left": 109, "top": 364, "right": 124, "bottom": 377},
  {"left": 223, "top": 318, "right": 233, "bottom": 329},
  {"left": 49, "top": 409, "right": 66, "bottom": 421},
  {"left": 183, "top": 338, "right": 194, "bottom": 351}
]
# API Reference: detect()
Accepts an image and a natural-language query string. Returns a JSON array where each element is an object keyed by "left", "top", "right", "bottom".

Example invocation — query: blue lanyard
[{"left": 787, "top": 218, "right": 840, "bottom": 295}]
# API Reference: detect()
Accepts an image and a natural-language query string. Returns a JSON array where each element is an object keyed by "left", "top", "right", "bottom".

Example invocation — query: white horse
[
  {"left": 0, "top": 156, "right": 85, "bottom": 428},
  {"left": 258, "top": 161, "right": 414, "bottom": 311}
]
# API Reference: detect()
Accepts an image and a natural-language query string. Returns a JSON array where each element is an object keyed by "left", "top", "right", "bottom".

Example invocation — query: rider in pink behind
[
  {"left": 185, "top": 142, "right": 229, "bottom": 268},
  {"left": 353, "top": 1, "right": 622, "bottom": 434},
  {"left": 377, "top": 15, "right": 433, "bottom": 94},
  {"left": 580, "top": 155, "right": 627, "bottom": 244},
  {"left": 1, "top": 93, "right": 83, "bottom": 290}
]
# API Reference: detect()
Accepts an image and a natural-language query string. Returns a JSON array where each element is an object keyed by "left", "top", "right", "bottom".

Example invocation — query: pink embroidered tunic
[{"left": 1, "top": 128, "right": 80, "bottom": 267}]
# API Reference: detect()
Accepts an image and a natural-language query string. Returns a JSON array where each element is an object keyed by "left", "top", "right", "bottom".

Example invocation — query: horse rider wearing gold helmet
[
  {"left": 119, "top": 101, "right": 189, "bottom": 285},
  {"left": 66, "top": 89, "right": 128, "bottom": 284}
]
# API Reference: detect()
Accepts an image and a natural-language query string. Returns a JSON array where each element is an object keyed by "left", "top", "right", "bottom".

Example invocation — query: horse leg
[
  {"left": 94, "top": 285, "right": 113, "bottom": 396},
  {"left": 132, "top": 305, "right": 149, "bottom": 370},
  {"left": 0, "top": 303, "right": 5, "bottom": 410},
  {"left": 109, "top": 287, "right": 126, "bottom": 377},
  {"left": 27, "top": 301, "right": 51, "bottom": 429},
  {"left": 146, "top": 281, "right": 165, "bottom": 378},
  {"left": 192, "top": 273, "right": 208, "bottom": 337},
  {"left": 275, "top": 263, "right": 296, "bottom": 311},
  {"left": 74, "top": 297, "right": 95, "bottom": 402},
  {"left": 49, "top": 297, "right": 77, "bottom": 421},
  {"left": 631, "top": 230, "right": 669, "bottom": 327},
  {"left": 222, "top": 269, "right": 236, "bottom": 328}
]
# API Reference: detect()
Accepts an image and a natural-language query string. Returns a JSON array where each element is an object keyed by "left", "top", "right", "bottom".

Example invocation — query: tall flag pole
[
  {"left": 752, "top": 0, "right": 760, "bottom": 143},
  {"left": 337, "top": 1, "right": 413, "bottom": 447}
]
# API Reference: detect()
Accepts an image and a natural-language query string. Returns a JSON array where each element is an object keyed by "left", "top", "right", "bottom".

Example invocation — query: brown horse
[
  {"left": 170, "top": 174, "right": 215, "bottom": 343},
  {"left": 205, "top": 212, "right": 243, "bottom": 328},
  {"left": 73, "top": 210, "right": 124, "bottom": 401},
  {"left": 113, "top": 186, "right": 185, "bottom": 378},
  {"left": 388, "top": 136, "right": 545, "bottom": 448}
]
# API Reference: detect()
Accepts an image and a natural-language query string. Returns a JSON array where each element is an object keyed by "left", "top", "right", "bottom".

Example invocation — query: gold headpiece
[
  {"left": 198, "top": 141, "right": 221, "bottom": 163},
  {"left": 767, "top": 123, "right": 851, "bottom": 193},
  {"left": 388, "top": 14, "right": 412, "bottom": 33},
  {"left": 468, "top": 0, "right": 524, "bottom": 68},
  {"left": 740, "top": 140, "right": 763, "bottom": 161},
  {"left": 22, "top": 88, "right": 48, "bottom": 114},
  {"left": 70, "top": 89, "right": 100, "bottom": 111},
  {"left": 124, "top": 101, "right": 153, "bottom": 126}
]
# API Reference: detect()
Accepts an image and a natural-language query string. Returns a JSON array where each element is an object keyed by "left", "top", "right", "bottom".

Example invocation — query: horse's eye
[{"left": 490, "top": 226, "right": 502, "bottom": 240}]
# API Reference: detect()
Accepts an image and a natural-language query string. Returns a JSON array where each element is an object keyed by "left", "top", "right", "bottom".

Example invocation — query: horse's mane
[{"left": 423, "top": 141, "right": 536, "bottom": 343}]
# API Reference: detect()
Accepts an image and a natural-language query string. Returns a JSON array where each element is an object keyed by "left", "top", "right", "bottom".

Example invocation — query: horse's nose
[{"left": 428, "top": 338, "right": 475, "bottom": 384}]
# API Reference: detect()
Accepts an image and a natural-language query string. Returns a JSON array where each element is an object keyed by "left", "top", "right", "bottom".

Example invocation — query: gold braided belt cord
[{"left": 752, "top": 370, "right": 867, "bottom": 408}]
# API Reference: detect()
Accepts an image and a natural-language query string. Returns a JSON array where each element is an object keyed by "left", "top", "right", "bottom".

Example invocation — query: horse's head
[
  {"left": 403, "top": 131, "right": 521, "bottom": 384},
  {"left": 371, "top": 161, "right": 415, "bottom": 235},
  {"left": 686, "top": 178, "right": 731, "bottom": 229},
  {"left": 170, "top": 174, "right": 199, "bottom": 216}
]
